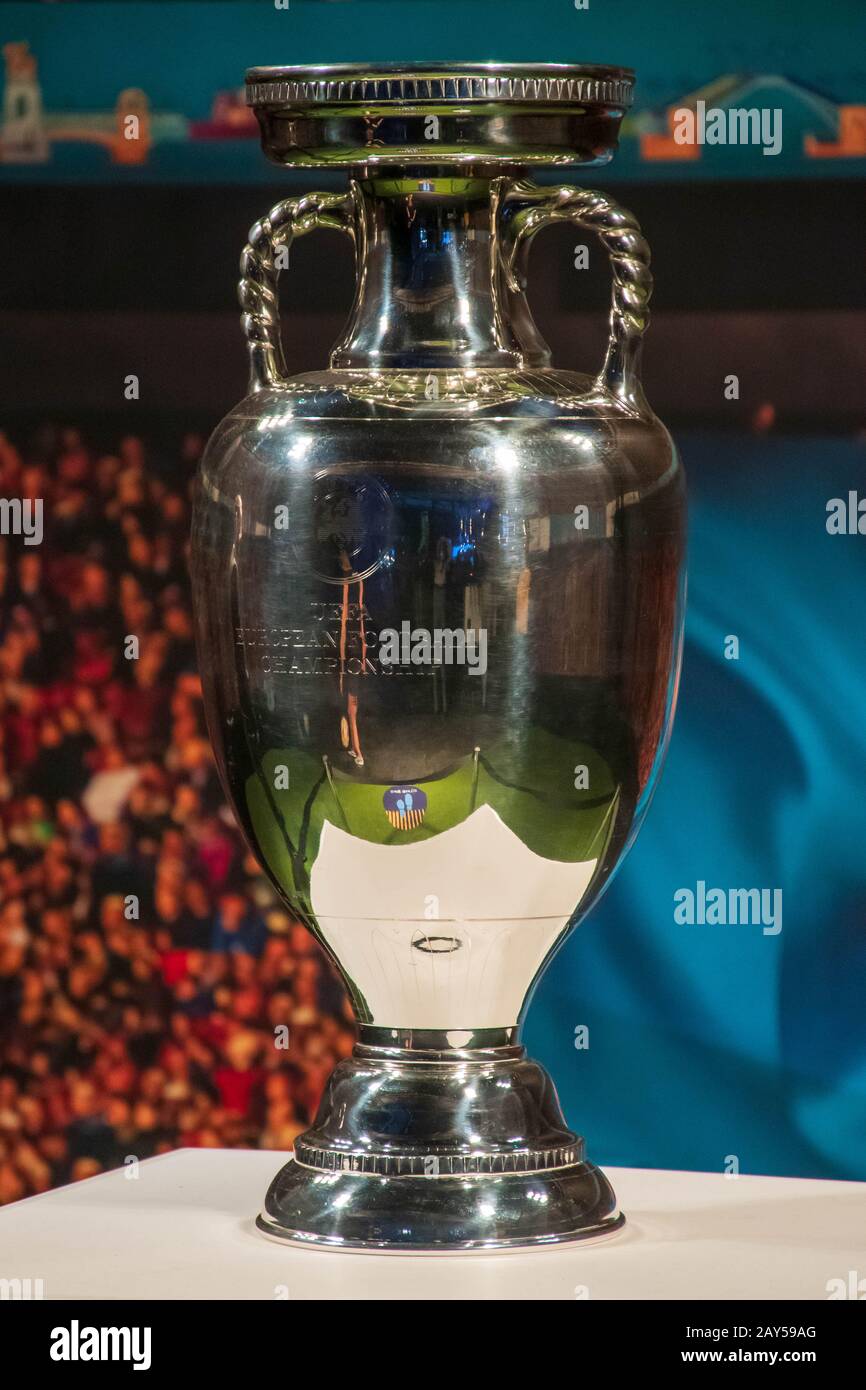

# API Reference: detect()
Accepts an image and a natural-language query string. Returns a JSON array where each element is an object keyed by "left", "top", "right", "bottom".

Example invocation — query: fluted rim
[
  {"left": 293, "top": 1138, "right": 586, "bottom": 1177},
  {"left": 245, "top": 61, "right": 634, "bottom": 110}
]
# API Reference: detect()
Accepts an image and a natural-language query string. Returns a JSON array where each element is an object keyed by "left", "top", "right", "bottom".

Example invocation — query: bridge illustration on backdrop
[
  {"left": 0, "top": 41, "right": 182, "bottom": 167},
  {"left": 2, "top": 42, "right": 864, "bottom": 175}
]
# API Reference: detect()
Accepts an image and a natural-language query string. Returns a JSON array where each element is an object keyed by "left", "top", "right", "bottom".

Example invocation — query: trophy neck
[
  {"left": 330, "top": 172, "right": 551, "bottom": 371},
  {"left": 355, "top": 1024, "right": 523, "bottom": 1060}
]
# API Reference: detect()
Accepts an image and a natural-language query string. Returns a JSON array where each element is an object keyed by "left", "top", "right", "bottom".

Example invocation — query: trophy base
[
  {"left": 256, "top": 1160, "right": 623, "bottom": 1252},
  {"left": 256, "top": 1031, "right": 624, "bottom": 1251}
]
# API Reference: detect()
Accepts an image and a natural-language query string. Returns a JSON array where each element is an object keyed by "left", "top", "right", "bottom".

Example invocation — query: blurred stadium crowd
[{"left": 0, "top": 425, "right": 353, "bottom": 1204}]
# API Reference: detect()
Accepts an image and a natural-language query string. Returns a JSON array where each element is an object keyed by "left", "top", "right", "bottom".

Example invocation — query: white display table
[{"left": 0, "top": 1149, "right": 862, "bottom": 1300}]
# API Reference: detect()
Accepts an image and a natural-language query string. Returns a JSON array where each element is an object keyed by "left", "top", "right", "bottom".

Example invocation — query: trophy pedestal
[{"left": 257, "top": 1033, "right": 624, "bottom": 1251}]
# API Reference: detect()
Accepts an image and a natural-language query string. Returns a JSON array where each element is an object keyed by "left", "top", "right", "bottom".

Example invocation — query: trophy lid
[{"left": 245, "top": 61, "right": 634, "bottom": 169}]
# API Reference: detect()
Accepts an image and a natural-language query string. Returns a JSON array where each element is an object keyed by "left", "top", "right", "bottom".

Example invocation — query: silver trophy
[{"left": 191, "top": 63, "right": 686, "bottom": 1249}]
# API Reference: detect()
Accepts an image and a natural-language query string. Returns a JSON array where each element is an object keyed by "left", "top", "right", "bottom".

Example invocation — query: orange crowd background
[{"left": 0, "top": 425, "right": 354, "bottom": 1204}]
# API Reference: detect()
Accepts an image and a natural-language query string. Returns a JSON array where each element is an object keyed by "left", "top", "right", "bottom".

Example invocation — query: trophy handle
[
  {"left": 498, "top": 180, "right": 653, "bottom": 412},
  {"left": 239, "top": 189, "right": 358, "bottom": 391}
]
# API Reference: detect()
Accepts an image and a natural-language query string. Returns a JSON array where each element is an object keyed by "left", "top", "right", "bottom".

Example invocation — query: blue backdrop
[{"left": 527, "top": 432, "right": 866, "bottom": 1181}]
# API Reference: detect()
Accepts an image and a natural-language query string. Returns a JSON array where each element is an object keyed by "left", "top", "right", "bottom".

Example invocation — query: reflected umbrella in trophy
[{"left": 191, "top": 63, "right": 686, "bottom": 1248}]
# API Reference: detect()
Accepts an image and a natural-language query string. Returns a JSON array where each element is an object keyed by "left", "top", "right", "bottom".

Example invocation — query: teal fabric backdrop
[
  {"left": 1, "top": 0, "right": 864, "bottom": 182},
  {"left": 526, "top": 433, "right": 866, "bottom": 1180}
]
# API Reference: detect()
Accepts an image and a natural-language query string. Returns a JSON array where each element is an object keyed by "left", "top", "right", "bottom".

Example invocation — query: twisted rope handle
[
  {"left": 499, "top": 181, "right": 653, "bottom": 412},
  {"left": 239, "top": 190, "right": 357, "bottom": 391}
]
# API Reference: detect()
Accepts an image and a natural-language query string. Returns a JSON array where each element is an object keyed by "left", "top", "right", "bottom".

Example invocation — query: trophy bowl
[{"left": 191, "top": 62, "right": 686, "bottom": 1250}]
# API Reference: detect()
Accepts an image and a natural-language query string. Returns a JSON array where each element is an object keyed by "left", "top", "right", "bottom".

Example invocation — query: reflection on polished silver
[
  {"left": 245, "top": 61, "right": 634, "bottom": 170},
  {"left": 191, "top": 61, "right": 686, "bottom": 1250}
]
